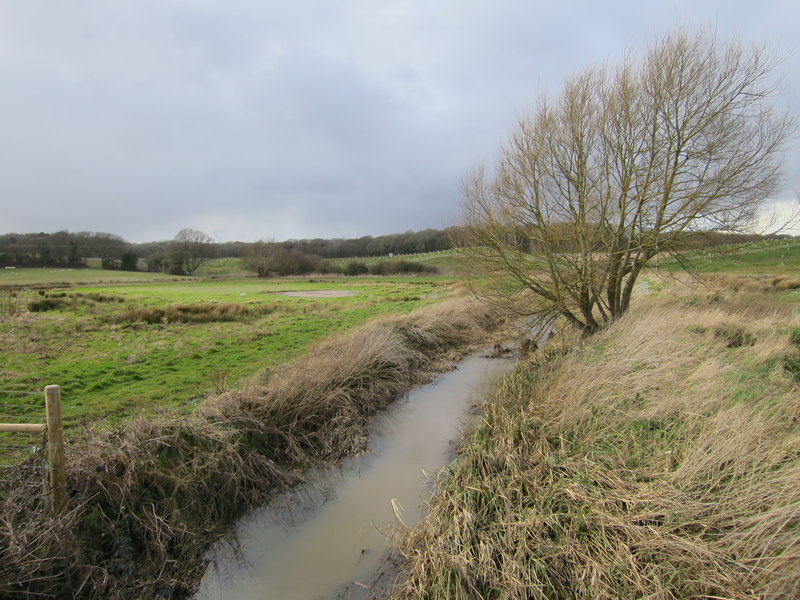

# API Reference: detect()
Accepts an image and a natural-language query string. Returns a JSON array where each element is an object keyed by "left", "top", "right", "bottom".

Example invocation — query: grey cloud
[{"left": 0, "top": 0, "right": 798, "bottom": 241}]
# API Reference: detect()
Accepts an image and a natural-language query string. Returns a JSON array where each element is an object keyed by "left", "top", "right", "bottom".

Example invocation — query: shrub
[
  {"left": 369, "top": 261, "right": 438, "bottom": 275},
  {"left": 317, "top": 260, "right": 344, "bottom": 275},
  {"left": 28, "top": 298, "right": 68, "bottom": 312},
  {"left": 241, "top": 243, "right": 321, "bottom": 277},
  {"left": 120, "top": 250, "right": 139, "bottom": 271},
  {"left": 165, "top": 303, "right": 253, "bottom": 323},
  {"left": 113, "top": 307, "right": 166, "bottom": 324},
  {"left": 111, "top": 303, "right": 268, "bottom": 325},
  {"left": 79, "top": 293, "right": 125, "bottom": 303},
  {"left": 343, "top": 261, "right": 369, "bottom": 276}
]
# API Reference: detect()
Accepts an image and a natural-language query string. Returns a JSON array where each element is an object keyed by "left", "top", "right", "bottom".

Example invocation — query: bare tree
[
  {"left": 459, "top": 30, "right": 795, "bottom": 333},
  {"left": 241, "top": 240, "right": 275, "bottom": 277},
  {"left": 89, "top": 232, "right": 128, "bottom": 269},
  {"left": 241, "top": 240, "right": 320, "bottom": 277},
  {"left": 169, "top": 228, "right": 214, "bottom": 275}
]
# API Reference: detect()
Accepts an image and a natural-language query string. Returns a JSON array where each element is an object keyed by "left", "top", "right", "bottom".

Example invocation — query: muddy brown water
[{"left": 194, "top": 352, "right": 515, "bottom": 600}]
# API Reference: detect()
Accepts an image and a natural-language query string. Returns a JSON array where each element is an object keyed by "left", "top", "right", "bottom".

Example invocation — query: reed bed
[
  {"left": 0, "top": 298, "right": 502, "bottom": 599},
  {"left": 392, "top": 295, "right": 800, "bottom": 599}
]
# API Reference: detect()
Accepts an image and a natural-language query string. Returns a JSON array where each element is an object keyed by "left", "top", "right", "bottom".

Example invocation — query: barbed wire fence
[{"left": 0, "top": 386, "right": 66, "bottom": 512}]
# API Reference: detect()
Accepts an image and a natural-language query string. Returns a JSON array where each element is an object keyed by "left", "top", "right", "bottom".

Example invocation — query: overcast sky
[{"left": 0, "top": 1, "right": 798, "bottom": 243}]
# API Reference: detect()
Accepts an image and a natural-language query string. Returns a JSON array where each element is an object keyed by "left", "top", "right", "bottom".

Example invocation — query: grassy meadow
[
  {"left": 0, "top": 273, "right": 455, "bottom": 437},
  {"left": 657, "top": 237, "right": 800, "bottom": 274}
]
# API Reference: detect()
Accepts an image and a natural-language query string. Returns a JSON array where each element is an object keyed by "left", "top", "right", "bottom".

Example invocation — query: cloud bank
[{"left": 1, "top": 0, "right": 797, "bottom": 242}]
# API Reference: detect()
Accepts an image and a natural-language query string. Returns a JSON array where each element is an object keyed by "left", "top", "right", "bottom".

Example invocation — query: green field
[
  {"left": 191, "top": 251, "right": 464, "bottom": 277},
  {"left": 656, "top": 238, "right": 800, "bottom": 273},
  {"left": 0, "top": 275, "right": 455, "bottom": 436},
  {"left": 326, "top": 249, "right": 463, "bottom": 273},
  {"left": 3, "top": 238, "right": 795, "bottom": 443},
  {"left": 0, "top": 267, "right": 183, "bottom": 287}
]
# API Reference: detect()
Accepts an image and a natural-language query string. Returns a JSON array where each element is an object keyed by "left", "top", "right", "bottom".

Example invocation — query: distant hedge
[
  {"left": 369, "top": 261, "right": 439, "bottom": 275},
  {"left": 319, "top": 260, "right": 439, "bottom": 276}
]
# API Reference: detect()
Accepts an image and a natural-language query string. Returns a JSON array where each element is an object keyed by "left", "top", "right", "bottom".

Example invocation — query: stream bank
[
  {"left": 195, "top": 352, "right": 515, "bottom": 600},
  {"left": 0, "top": 298, "right": 508, "bottom": 599}
]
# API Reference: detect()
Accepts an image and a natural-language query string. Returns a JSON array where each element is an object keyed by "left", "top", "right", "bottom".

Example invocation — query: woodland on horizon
[{"left": 0, "top": 227, "right": 456, "bottom": 271}]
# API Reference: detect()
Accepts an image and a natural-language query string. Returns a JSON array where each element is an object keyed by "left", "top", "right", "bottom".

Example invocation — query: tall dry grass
[
  {"left": 710, "top": 273, "right": 800, "bottom": 293},
  {"left": 111, "top": 302, "right": 275, "bottom": 325},
  {"left": 202, "top": 298, "right": 501, "bottom": 465},
  {"left": 392, "top": 295, "right": 800, "bottom": 599},
  {"left": 0, "top": 298, "right": 503, "bottom": 599}
]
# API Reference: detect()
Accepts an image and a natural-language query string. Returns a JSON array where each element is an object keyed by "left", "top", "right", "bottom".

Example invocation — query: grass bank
[
  {"left": 392, "top": 289, "right": 799, "bottom": 599},
  {"left": 0, "top": 298, "right": 504, "bottom": 600},
  {"left": 326, "top": 250, "right": 462, "bottom": 274},
  {"left": 656, "top": 238, "right": 800, "bottom": 274}
]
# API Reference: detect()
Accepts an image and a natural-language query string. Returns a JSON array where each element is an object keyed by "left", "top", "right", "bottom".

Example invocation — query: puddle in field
[{"left": 195, "top": 352, "right": 514, "bottom": 600}]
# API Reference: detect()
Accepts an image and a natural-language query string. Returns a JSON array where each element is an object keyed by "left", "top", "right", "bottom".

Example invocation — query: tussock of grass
[
  {"left": 113, "top": 306, "right": 166, "bottom": 324},
  {"left": 27, "top": 297, "right": 69, "bottom": 312},
  {"left": 392, "top": 297, "right": 800, "bottom": 600},
  {"left": 77, "top": 293, "right": 125, "bottom": 303},
  {"left": 711, "top": 273, "right": 800, "bottom": 293},
  {"left": 0, "top": 298, "right": 502, "bottom": 599},
  {"left": 165, "top": 302, "right": 267, "bottom": 323},
  {"left": 111, "top": 302, "right": 274, "bottom": 325}
]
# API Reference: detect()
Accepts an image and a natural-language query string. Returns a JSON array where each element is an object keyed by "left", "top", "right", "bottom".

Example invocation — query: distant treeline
[
  {"left": 0, "top": 231, "right": 138, "bottom": 270},
  {"left": 0, "top": 228, "right": 456, "bottom": 270},
  {"left": 134, "top": 228, "right": 456, "bottom": 261}
]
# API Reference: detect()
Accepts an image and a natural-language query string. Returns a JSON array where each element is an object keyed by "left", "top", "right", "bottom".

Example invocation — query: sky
[{"left": 0, "top": 1, "right": 798, "bottom": 243}]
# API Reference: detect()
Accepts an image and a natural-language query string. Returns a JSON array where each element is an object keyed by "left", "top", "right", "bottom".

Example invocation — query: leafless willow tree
[{"left": 458, "top": 30, "right": 795, "bottom": 333}]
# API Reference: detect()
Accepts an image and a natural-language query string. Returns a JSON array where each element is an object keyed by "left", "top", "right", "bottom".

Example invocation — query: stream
[{"left": 194, "top": 352, "right": 515, "bottom": 600}]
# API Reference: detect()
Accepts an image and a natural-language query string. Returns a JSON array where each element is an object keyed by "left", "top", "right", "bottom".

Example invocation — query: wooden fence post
[{"left": 44, "top": 385, "right": 67, "bottom": 514}]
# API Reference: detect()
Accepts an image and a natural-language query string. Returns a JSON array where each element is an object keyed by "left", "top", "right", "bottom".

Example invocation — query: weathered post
[{"left": 44, "top": 385, "right": 67, "bottom": 514}]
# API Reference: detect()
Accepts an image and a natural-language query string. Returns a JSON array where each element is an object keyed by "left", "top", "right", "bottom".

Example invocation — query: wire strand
[{"left": 0, "top": 444, "right": 40, "bottom": 449}]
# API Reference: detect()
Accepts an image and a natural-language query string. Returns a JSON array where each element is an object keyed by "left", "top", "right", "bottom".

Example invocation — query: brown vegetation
[
  {"left": 710, "top": 273, "right": 800, "bottom": 293},
  {"left": 0, "top": 298, "right": 502, "bottom": 599},
  {"left": 111, "top": 302, "right": 275, "bottom": 325},
  {"left": 392, "top": 293, "right": 799, "bottom": 599}
]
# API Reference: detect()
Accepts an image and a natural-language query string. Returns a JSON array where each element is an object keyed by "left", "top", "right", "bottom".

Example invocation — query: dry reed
[
  {"left": 711, "top": 274, "right": 800, "bottom": 293},
  {"left": 111, "top": 302, "right": 275, "bottom": 325},
  {"left": 392, "top": 295, "right": 800, "bottom": 599}
]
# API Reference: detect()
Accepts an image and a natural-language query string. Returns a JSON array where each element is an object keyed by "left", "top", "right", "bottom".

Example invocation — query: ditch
[{"left": 194, "top": 351, "right": 515, "bottom": 600}]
